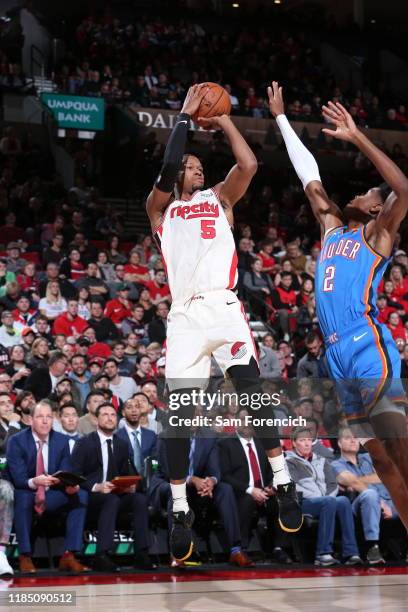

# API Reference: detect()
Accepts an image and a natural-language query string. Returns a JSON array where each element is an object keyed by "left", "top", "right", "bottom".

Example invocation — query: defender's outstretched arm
[{"left": 267, "top": 81, "right": 343, "bottom": 236}]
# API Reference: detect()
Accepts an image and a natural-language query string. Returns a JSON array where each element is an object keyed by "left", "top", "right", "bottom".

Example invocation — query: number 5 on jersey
[
  {"left": 323, "top": 265, "right": 335, "bottom": 292},
  {"left": 201, "top": 219, "right": 216, "bottom": 239}
]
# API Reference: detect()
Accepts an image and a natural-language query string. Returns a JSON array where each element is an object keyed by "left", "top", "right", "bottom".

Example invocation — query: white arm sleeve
[{"left": 276, "top": 114, "right": 321, "bottom": 190}]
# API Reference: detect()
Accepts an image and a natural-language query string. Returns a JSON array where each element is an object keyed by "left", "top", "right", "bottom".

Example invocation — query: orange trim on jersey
[
  {"left": 240, "top": 302, "right": 258, "bottom": 364},
  {"left": 347, "top": 413, "right": 370, "bottom": 422},
  {"left": 361, "top": 226, "right": 385, "bottom": 260},
  {"left": 364, "top": 316, "right": 389, "bottom": 414},
  {"left": 360, "top": 253, "right": 389, "bottom": 413},
  {"left": 228, "top": 251, "right": 238, "bottom": 289},
  {"left": 389, "top": 396, "right": 408, "bottom": 404},
  {"left": 363, "top": 255, "right": 381, "bottom": 315}
]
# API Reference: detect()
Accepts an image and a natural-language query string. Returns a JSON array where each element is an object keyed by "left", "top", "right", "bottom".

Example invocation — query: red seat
[
  {"left": 21, "top": 252, "right": 40, "bottom": 264},
  {"left": 121, "top": 242, "right": 135, "bottom": 254},
  {"left": 89, "top": 240, "right": 108, "bottom": 250}
]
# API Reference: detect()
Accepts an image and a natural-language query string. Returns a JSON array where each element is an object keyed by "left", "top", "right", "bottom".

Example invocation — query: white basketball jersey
[{"left": 154, "top": 188, "right": 238, "bottom": 302}]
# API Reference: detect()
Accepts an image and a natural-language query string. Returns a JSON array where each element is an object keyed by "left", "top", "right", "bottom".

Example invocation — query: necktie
[
  {"left": 247, "top": 442, "right": 262, "bottom": 489},
  {"left": 106, "top": 439, "right": 116, "bottom": 481},
  {"left": 132, "top": 430, "right": 143, "bottom": 475},
  {"left": 34, "top": 440, "right": 46, "bottom": 514},
  {"left": 188, "top": 438, "right": 195, "bottom": 477}
]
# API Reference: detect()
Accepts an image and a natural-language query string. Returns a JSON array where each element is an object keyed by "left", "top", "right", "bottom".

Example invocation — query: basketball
[{"left": 192, "top": 82, "right": 232, "bottom": 123}]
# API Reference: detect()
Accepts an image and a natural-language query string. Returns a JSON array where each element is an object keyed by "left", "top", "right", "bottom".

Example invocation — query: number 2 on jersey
[
  {"left": 323, "top": 265, "right": 336, "bottom": 292},
  {"left": 201, "top": 219, "right": 216, "bottom": 239}
]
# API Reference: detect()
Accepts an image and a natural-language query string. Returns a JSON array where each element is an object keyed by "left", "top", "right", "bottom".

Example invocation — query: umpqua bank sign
[{"left": 41, "top": 94, "right": 105, "bottom": 131}]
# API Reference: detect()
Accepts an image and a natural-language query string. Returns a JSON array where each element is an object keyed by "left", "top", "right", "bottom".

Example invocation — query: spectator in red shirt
[
  {"left": 144, "top": 269, "right": 171, "bottom": 305},
  {"left": 257, "top": 240, "right": 276, "bottom": 276},
  {"left": 59, "top": 248, "right": 86, "bottom": 281},
  {"left": 383, "top": 279, "right": 405, "bottom": 312},
  {"left": 16, "top": 262, "right": 40, "bottom": 302},
  {"left": 388, "top": 264, "right": 408, "bottom": 301},
  {"left": 124, "top": 249, "right": 150, "bottom": 285},
  {"left": 12, "top": 295, "right": 37, "bottom": 327},
  {"left": 83, "top": 327, "right": 112, "bottom": 359},
  {"left": 387, "top": 311, "right": 405, "bottom": 342},
  {"left": 134, "top": 355, "right": 154, "bottom": 386},
  {"left": 271, "top": 272, "right": 298, "bottom": 341},
  {"left": 53, "top": 299, "right": 89, "bottom": 337},
  {"left": 104, "top": 283, "right": 133, "bottom": 325},
  {"left": 296, "top": 278, "right": 314, "bottom": 307},
  {"left": 376, "top": 293, "right": 396, "bottom": 325}
]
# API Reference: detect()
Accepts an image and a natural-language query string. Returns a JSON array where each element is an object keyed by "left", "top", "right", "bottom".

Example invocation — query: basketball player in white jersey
[{"left": 146, "top": 85, "right": 302, "bottom": 562}]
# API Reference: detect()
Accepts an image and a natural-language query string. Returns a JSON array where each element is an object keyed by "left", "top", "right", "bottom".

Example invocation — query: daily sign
[{"left": 41, "top": 94, "right": 105, "bottom": 131}]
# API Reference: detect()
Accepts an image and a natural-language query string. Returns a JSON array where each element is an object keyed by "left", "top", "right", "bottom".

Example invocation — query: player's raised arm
[
  {"left": 267, "top": 81, "right": 343, "bottom": 236},
  {"left": 322, "top": 101, "right": 408, "bottom": 239},
  {"left": 198, "top": 115, "right": 258, "bottom": 211},
  {"left": 146, "top": 84, "right": 208, "bottom": 230}
]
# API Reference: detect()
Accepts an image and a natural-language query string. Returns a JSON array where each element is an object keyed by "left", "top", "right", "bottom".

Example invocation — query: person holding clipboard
[{"left": 71, "top": 402, "right": 153, "bottom": 572}]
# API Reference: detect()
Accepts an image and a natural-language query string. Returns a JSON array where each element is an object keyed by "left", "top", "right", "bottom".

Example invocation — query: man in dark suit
[
  {"left": 71, "top": 403, "right": 153, "bottom": 572},
  {"left": 147, "top": 302, "right": 168, "bottom": 344},
  {"left": 116, "top": 398, "right": 157, "bottom": 481},
  {"left": 6, "top": 400, "right": 89, "bottom": 573},
  {"left": 24, "top": 351, "right": 69, "bottom": 401},
  {"left": 0, "top": 392, "right": 21, "bottom": 457},
  {"left": 219, "top": 410, "right": 294, "bottom": 563},
  {"left": 149, "top": 428, "right": 251, "bottom": 566}
]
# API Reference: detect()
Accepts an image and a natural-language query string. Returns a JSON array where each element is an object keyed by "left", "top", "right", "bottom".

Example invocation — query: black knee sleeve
[{"left": 228, "top": 357, "right": 281, "bottom": 451}]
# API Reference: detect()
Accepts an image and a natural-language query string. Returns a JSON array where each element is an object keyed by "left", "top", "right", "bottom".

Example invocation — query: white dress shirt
[
  {"left": 238, "top": 434, "right": 264, "bottom": 494},
  {"left": 61, "top": 429, "right": 81, "bottom": 454},
  {"left": 50, "top": 372, "right": 59, "bottom": 392},
  {"left": 28, "top": 433, "right": 49, "bottom": 490}
]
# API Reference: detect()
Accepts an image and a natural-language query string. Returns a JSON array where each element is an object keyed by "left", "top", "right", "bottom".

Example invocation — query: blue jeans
[
  {"left": 352, "top": 488, "right": 382, "bottom": 541},
  {"left": 352, "top": 488, "right": 400, "bottom": 540},
  {"left": 302, "top": 495, "right": 359, "bottom": 557}
]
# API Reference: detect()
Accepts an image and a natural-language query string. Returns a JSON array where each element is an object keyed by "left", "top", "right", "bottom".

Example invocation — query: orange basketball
[{"left": 192, "top": 82, "right": 232, "bottom": 123}]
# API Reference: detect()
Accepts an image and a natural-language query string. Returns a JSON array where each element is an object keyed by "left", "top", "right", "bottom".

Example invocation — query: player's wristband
[{"left": 155, "top": 113, "right": 190, "bottom": 193}]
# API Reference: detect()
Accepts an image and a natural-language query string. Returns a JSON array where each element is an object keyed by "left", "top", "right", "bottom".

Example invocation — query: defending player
[
  {"left": 268, "top": 81, "right": 408, "bottom": 529},
  {"left": 146, "top": 84, "right": 303, "bottom": 562}
]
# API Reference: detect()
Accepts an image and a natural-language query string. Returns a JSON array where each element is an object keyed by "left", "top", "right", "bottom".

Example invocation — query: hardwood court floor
[{"left": 2, "top": 565, "right": 408, "bottom": 611}]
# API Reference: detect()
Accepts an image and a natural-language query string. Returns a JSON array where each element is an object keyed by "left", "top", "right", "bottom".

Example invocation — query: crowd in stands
[{"left": 49, "top": 9, "right": 408, "bottom": 131}]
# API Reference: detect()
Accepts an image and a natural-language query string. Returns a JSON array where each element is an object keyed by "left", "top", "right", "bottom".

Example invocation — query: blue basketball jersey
[{"left": 315, "top": 225, "right": 389, "bottom": 338}]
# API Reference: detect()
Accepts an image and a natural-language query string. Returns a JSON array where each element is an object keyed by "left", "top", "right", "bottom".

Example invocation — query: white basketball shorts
[{"left": 165, "top": 289, "right": 258, "bottom": 390}]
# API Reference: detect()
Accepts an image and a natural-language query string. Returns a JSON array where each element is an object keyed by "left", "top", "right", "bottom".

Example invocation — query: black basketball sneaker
[
  {"left": 170, "top": 509, "right": 195, "bottom": 562},
  {"left": 275, "top": 482, "right": 303, "bottom": 532}
]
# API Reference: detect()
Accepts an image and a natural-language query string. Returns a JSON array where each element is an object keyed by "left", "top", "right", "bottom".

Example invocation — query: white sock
[
  {"left": 269, "top": 454, "right": 291, "bottom": 487},
  {"left": 171, "top": 483, "right": 189, "bottom": 513}
]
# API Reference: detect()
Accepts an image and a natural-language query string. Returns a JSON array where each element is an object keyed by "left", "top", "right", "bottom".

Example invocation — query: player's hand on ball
[
  {"left": 267, "top": 81, "right": 285, "bottom": 118},
  {"left": 196, "top": 114, "right": 229, "bottom": 130},
  {"left": 181, "top": 83, "right": 209, "bottom": 117},
  {"left": 321, "top": 101, "right": 358, "bottom": 142}
]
